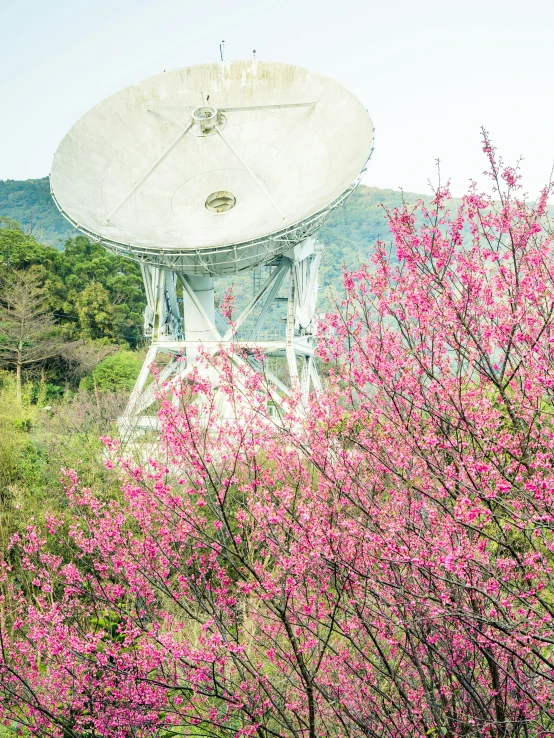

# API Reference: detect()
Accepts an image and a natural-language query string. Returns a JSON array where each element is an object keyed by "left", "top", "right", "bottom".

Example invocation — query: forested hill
[
  {"left": 0, "top": 178, "right": 79, "bottom": 245},
  {"left": 0, "top": 176, "right": 427, "bottom": 278}
]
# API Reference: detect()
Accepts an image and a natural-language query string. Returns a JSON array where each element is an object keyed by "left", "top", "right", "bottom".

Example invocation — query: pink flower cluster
[{"left": 2, "top": 139, "right": 554, "bottom": 737}]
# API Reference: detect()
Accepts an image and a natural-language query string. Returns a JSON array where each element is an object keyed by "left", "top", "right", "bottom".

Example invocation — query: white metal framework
[{"left": 120, "top": 238, "right": 323, "bottom": 435}]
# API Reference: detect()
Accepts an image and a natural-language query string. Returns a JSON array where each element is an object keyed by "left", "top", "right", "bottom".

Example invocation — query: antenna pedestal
[{"left": 119, "top": 239, "right": 322, "bottom": 438}]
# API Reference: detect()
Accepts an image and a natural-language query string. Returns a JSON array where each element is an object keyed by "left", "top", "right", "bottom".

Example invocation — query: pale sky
[{"left": 1, "top": 0, "right": 553, "bottom": 197}]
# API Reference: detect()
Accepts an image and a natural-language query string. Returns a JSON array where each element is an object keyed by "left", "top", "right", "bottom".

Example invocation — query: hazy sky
[{"left": 2, "top": 0, "right": 553, "bottom": 196}]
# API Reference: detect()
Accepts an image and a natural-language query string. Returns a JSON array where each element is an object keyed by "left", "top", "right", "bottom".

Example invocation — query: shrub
[{"left": 79, "top": 350, "right": 143, "bottom": 392}]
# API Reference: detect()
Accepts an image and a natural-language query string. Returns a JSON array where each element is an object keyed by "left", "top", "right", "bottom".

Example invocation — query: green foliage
[
  {"left": 28, "top": 381, "right": 65, "bottom": 405},
  {"left": 75, "top": 281, "right": 120, "bottom": 341},
  {"left": 0, "top": 216, "right": 23, "bottom": 231},
  {"left": 11, "top": 416, "right": 32, "bottom": 432},
  {"left": 90, "top": 611, "right": 128, "bottom": 646},
  {"left": 0, "top": 224, "right": 59, "bottom": 270},
  {"left": 79, "top": 350, "right": 143, "bottom": 392},
  {"left": 0, "top": 222, "right": 145, "bottom": 347},
  {"left": 0, "top": 378, "right": 126, "bottom": 551},
  {"left": 53, "top": 234, "right": 145, "bottom": 345}
]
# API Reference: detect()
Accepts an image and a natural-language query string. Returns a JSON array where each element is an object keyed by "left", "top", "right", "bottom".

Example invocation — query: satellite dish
[
  {"left": 50, "top": 61, "right": 374, "bottom": 276},
  {"left": 51, "top": 61, "right": 375, "bottom": 434}
]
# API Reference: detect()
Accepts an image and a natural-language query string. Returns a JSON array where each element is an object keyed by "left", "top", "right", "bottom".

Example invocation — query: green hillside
[
  {"left": 0, "top": 177, "right": 78, "bottom": 246},
  {"left": 317, "top": 185, "right": 415, "bottom": 289}
]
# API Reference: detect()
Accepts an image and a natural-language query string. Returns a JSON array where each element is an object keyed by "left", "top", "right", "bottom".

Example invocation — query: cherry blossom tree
[{"left": 1, "top": 132, "right": 554, "bottom": 738}]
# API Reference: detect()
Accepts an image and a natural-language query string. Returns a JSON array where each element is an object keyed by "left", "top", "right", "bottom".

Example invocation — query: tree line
[
  {"left": 0, "top": 220, "right": 146, "bottom": 397},
  {"left": 0, "top": 220, "right": 145, "bottom": 345}
]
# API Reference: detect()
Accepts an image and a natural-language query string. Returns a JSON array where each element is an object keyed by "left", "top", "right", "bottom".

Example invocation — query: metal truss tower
[{"left": 121, "top": 238, "right": 322, "bottom": 434}]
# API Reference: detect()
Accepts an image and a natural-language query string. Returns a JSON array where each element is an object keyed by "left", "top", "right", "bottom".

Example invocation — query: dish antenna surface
[{"left": 51, "top": 61, "right": 374, "bottom": 434}]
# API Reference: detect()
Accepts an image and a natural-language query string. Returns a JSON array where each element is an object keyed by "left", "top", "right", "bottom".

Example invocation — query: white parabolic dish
[{"left": 51, "top": 61, "right": 374, "bottom": 275}]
